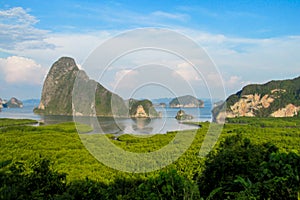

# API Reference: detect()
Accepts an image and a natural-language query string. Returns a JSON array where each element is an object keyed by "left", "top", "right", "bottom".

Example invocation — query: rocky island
[
  {"left": 169, "top": 95, "right": 204, "bottom": 108},
  {"left": 175, "top": 109, "right": 193, "bottom": 120},
  {"left": 213, "top": 76, "right": 300, "bottom": 122},
  {"left": 128, "top": 99, "right": 161, "bottom": 118},
  {"left": 34, "top": 57, "right": 159, "bottom": 118},
  {"left": 0, "top": 97, "right": 23, "bottom": 110}
]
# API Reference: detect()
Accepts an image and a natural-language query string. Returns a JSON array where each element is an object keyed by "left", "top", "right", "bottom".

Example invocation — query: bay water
[{"left": 0, "top": 99, "right": 213, "bottom": 134}]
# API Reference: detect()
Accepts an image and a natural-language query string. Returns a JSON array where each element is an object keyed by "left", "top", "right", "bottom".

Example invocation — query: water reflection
[
  {"left": 131, "top": 118, "right": 153, "bottom": 133},
  {"left": 0, "top": 102, "right": 212, "bottom": 134}
]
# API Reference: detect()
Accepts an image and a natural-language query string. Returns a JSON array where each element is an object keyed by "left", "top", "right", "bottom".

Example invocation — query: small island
[
  {"left": 169, "top": 95, "right": 204, "bottom": 108},
  {"left": 175, "top": 109, "right": 193, "bottom": 120},
  {"left": 0, "top": 97, "right": 23, "bottom": 110},
  {"left": 128, "top": 99, "right": 161, "bottom": 118}
]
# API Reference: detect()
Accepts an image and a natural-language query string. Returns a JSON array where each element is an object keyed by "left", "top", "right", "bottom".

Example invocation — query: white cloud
[
  {"left": 15, "top": 31, "right": 112, "bottom": 70},
  {"left": 179, "top": 28, "right": 300, "bottom": 86},
  {"left": 226, "top": 75, "right": 241, "bottom": 87},
  {"left": 111, "top": 69, "right": 139, "bottom": 89},
  {"left": 1, "top": 6, "right": 300, "bottom": 99},
  {"left": 0, "top": 7, "right": 38, "bottom": 25},
  {"left": 172, "top": 62, "right": 201, "bottom": 82},
  {"left": 151, "top": 11, "right": 189, "bottom": 21},
  {"left": 0, "top": 7, "right": 53, "bottom": 51},
  {"left": 0, "top": 56, "right": 46, "bottom": 85}
]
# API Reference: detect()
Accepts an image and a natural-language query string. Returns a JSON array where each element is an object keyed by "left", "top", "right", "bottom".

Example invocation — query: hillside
[
  {"left": 34, "top": 57, "right": 127, "bottom": 116},
  {"left": 34, "top": 57, "right": 159, "bottom": 117},
  {"left": 169, "top": 95, "right": 204, "bottom": 108},
  {"left": 213, "top": 76, "right": 300, "bottom": 122}
]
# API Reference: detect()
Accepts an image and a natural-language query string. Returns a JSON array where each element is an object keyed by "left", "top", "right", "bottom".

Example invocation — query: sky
[{"left": 0, "top": 0, "right": 300, "bottom": 100}]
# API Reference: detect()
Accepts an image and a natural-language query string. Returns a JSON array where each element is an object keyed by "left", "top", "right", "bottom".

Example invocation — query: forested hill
[
  {"left": 213, "top": 76, "right": 300, "bottom": 122},
  {"left": 169, "top": 95, "right": 204, "bottom": 108}
]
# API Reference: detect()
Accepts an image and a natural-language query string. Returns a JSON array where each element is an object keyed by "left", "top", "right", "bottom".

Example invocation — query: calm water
[{"left": 0, "top": 99, "right": 213, "bottom": 134}]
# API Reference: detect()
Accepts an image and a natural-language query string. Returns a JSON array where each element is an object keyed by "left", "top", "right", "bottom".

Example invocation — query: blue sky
[{"left": 0, "top": 0, "right": 300, "bottom": 99}]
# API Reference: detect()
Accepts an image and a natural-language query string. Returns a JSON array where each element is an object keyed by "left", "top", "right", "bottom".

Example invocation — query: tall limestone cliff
[
  {"left": 213, "top": 76, "right": 300, "bottom": 122},
  {"left": 35, "top": 57, "right": 77, "bottom": 115},
  {"left": 34, "top": 57, "right": 128, "bottom": 116}
]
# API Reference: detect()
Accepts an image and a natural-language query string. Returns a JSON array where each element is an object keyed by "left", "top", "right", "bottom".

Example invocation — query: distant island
[
  {"left": 169, "top": 95, "right": 204, "bottom": 108},
  {"left": 213, "top": 76, "right": 300, "bottom": 122},
  {"left": 34, "top": 57, "right": 159, "bottom": 118},
  {"left": 0, "top": 97, "right": 23, "bottom": 111}
]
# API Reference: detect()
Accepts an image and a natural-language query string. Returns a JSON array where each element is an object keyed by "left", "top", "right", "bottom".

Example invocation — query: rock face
[
  {"left": 169, "top": 95, "right": 204, "bottom": 108},
  {"left": 7, "top": 97, "right": 23, "bottom": 108},
  {"left": 34, "top": 57, "right": 128, "bottom": 116},
  {"left": 213, "top": 76, "right": 300, "bottom": 122},
  {"left": 175, "top": 109, "right": 193, "bottom": 120},
  {"left": 0, "top": 98, "right": 23, "bottom": 109},
  {"left": 134, "top": 105, "right": 148, "bottom": 118},
  {"left": 270, "top": 104, "right": 300, "bottom": 117},
  {"left": 225, "top": 94, "right": 275, "bottom": 117},
  {"left": 128, "top": 99, "right": 160, "bottom": 118},
  {"left": 35, "top": 57, "right": 78, "bottom": 115}
]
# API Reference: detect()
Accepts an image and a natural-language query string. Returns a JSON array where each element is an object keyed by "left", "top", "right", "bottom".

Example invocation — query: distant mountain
[
  {"left": 151, "top": 98, "right": 173, "bottom": 105},
  {"left": 34, "top": 57, "right": 158, "bottom": 118},
  {"left": 169, "top": 95, "right": 204, "bottom": 108},
  {"left": 23, "top": 99, "right": 40, "bottom": 105},
  {"left": 213, "top": 76, "right": 300, "bottom": 122}
]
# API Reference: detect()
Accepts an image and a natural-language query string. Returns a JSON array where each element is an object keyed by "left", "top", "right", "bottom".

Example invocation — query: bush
[{"left": 197, "top": 134, "right": 300, "bottom": 199}]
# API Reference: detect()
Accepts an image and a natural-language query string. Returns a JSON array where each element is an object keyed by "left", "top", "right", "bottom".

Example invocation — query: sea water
[{"left": 0, "top": 99, "right": 213, "bottom": 134}]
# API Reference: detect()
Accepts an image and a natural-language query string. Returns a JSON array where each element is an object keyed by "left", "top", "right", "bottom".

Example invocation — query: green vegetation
[
  {"left": 0, "top": 118, "right": 300, "bottom": 199},
  {"left": 169, "top": 95, "right": 204, "bottom": 107},
  {"left": 0, "top": 118, "right": 37, "bottom": 127},
  {"left": 224, "top": 76, "right": 300, "bottom": 117},
  {"left": 6, "top": 97, "right": 23, "bottom": 108},
  {"left": 198, "top": 134, "right": 299, "bottom": 199},
  {"left": 34, "top": 57, "right": 128, "bottom": 117},
  {"left": 128, "top": 98, "right": 159, "bottom": 117}
]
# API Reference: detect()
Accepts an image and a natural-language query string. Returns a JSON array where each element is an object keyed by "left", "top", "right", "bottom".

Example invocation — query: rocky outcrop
[
  {"left": 270, "top": 104, "right": 300, "bottom": 117},
  {"left": 213, "top": 76, "right": 300, "bottom": 122},
  {"left": 7, "top": 97, "right": 23, "bottom": 108},
  {"left": 134, "top": 105, "right": 148, "bottom": 118},
  {"left": 175, "top": 109, "right": 193, "bottom": 120},
  {"left": 0, "top": 97, "right": 23, "bottom": 109},
  {"left": 34, "top": 57, "right": 128, "bottom": 116},
  {"left": 35, "top": 57, "right": 78, "bottom": 115},
  {"left": 34, "top": 57, "right": 159, "bottom": 117},
  {"left": 169, "top": 95, "right": 204, "bottom": 108},
  {"left": 128, "top": 99, "right": 160, "bottom": 118},
  {"left": 225, "top": 94, "right": 274, "bottom": 117}
]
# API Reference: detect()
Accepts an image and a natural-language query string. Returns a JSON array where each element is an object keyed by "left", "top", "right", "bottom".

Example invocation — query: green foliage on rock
[
  {"left": 128, "top": 98, "right": 160, "bottom": 117},
  {"left": 34, "top": 57, "right": 128, "bottom": 117},
  {"left": 6, "top": 97, "right": 23, "bottom": 108},
  {"left": 169, "top": 95, "right": 204, "bottom": 108},
  {"left": 213, "top": 76, "right": 300, "bottom": 119}
]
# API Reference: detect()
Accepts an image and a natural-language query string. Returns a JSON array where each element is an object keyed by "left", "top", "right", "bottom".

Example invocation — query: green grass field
[{"left": 0, "top": 117, "right": 299, "bottom": 199}]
